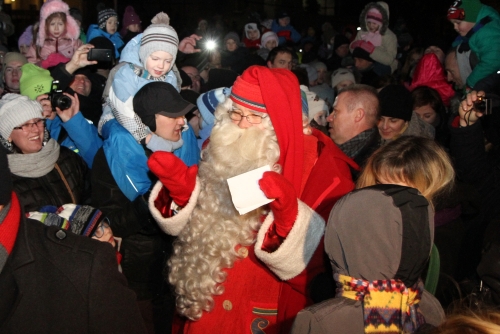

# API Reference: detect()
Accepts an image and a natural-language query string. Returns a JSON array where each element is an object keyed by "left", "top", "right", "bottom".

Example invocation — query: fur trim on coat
[
  {"left": 37, "top": 0, "right": 80, "bottom": 46},
  {"left": 359, "top": 1, "right": 390, "bottom": 35}
]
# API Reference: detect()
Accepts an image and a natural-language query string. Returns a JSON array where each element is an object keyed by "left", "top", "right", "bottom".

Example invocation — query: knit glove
[
  {"left": 259, "top": 171, "right": 299, "bottom": 238},
  {"left": 351, "top": 40, "right": 375, "bottom": 54},
  {"left": 148, "top": 152, "right": 198, "bottom": 207}
]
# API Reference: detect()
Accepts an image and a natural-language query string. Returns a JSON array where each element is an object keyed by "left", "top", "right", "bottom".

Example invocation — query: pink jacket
[{"left": 26, "top": 36, "right": 82, "bottom": 64}]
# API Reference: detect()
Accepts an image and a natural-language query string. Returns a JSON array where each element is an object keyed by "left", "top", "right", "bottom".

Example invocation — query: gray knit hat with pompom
[{"left": 139, "top": 12, "right": 179, "bottom": 68}]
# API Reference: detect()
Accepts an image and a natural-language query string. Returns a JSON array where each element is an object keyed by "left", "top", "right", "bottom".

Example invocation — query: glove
[
  {"left": 148, "top": 152, "right": 198, "bottom": 207},
  {"left": 350, "top": 40, "right": 375, "bottom": 54},
  {"left": 259, "top": 171, "right": 298, "bottom": 238}
]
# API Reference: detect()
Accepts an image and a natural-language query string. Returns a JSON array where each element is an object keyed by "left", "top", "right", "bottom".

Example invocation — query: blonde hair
[
  {"left": 431, "top": 309, "right": 500, "bottom": 334},
  {"left": 45, "top": 12, "right": 67, "bottom": 37},
  {"left": 357, "top": 136, "right": 454, "bottom": 203},
  {"left": 168, "top": 97, "right": 281, "bottom": 320}
]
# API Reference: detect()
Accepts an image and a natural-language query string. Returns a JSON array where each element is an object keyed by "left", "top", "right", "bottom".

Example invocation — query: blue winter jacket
[{"left": 86, "top": 24, "right": 124, "bottom": 58}]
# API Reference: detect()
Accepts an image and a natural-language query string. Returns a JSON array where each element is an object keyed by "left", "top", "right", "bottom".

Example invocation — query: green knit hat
[
  {"left": 447, "top": 0, "right": 482, "bottom": 23},
  {"left": 20, "top": 63, "right": 54, "bottom": 100}
]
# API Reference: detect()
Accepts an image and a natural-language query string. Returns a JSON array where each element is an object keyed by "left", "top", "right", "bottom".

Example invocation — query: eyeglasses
[
  {"left": 93, "top": 220, "right": 110, "bottom": 239},
  {"left": 13, "top": 119, "right": 45, "bottom": 133},
  {"left": 228, "top": 110, "right": 268, "bottom": 124}
]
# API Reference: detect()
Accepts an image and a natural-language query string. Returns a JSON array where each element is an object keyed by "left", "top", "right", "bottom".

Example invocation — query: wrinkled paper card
[{"left": 227, "top": 165, "right": 274, "bottom": 215}]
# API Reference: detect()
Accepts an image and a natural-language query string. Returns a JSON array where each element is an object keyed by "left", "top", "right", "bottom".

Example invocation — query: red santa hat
[{"left": 230, "top": 66, "right": 304, "bottom": 194}]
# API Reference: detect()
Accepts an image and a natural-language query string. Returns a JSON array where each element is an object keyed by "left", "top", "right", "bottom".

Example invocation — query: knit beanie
[
  {"left": 378, "top": 85, "right": 413, "bottom": 121},
  {"left": 0, "top": 94, "right": 43, "bottom": 139},
  {"left": 121, "top": 6, "right": 141, "bottom": 35},
  {"left": 197, "top": 87, "right": 231, "bottom": 129},
  {"left": 3, "top": 52, "right": 27, "bottom": 68},
  {"left": 260, "top": 31, "right": 278, "bottom": 48},
  {"left": 333, "top": 34, "right": 350, "bottom": 52},
  {"left": 98, "top": 8, "right": 118, "bottom": 30},
  {"left": 331, "top": 68, "right": 355, "bottom": 88},
  {"left": 18, "top": 25, "right": 33, "bottom": 48},
  {"left": 133, "top": 82, "right": 195, "bottom": 132},
  {"left": 244, "top": 23, "right": 260, "bottom": 40},
  {"left": 0, "top": 147, "right": 12, "bottom": 206},
  {"left": 366, "top": 8, "right": 383, "bottom": 26},
  {"left": 447, "top": 0, "right": 482, "bottom": 23},
  {"left": 224, "top": 32, "right": 240, "bottom": 46},
  {"left": 139, "top": 12, "right": 179, "bottom": 68},
  {"left": 69, "top": 7, "right": 82, "bottom": 23},
  {"left": 20, "top": 63, "right": 54, "bottom": 100},
  {"left": 230, "top": 66, "right": 304, "bottom": 194}
]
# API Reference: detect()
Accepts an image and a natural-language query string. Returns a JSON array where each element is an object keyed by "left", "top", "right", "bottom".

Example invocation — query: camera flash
[{"left": 206, "top": 40, "right": 216, "bottom": 51}]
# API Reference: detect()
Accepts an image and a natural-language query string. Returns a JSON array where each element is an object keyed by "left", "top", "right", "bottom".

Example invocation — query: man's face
[
  {"left": 450, "top": 19, "right": 475, "bottom": 37},
  {"left": 424, "top": 46, "right": 445, "bottom": 64},
  {"left": 230, "top": 102, "right": 267, "bottom": 130},
  {"left": 445, "top": 52, "right": 464, "bottom": 90},
  {"left": 181, "top": 66, "right": 201, "bottom": 93},
  {"left": 354, "top": 57, "right": 373, "bottom": 72},
  {"left": 69, "top": 74, "right": 91, "bottom": 96},
  {"left": 268, "top": 52, "right": 292, "bottom": 70},
  {"left": 155, "top": 114, "right": 185, "bottom": 142},
  {"left": 4, "top": 61, "right": 23, "bottom": 92},
  {"left": 327, "top": 93, "right": 357, "bottom": 145}
]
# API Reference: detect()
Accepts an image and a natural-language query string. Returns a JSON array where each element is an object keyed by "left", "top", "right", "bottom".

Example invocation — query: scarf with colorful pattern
[{"left": 335, "top": 273, "right": 426, "bottom": 333}]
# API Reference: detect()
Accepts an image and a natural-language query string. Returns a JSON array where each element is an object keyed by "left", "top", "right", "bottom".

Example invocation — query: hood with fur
[
  {"left": 37, "top": 0, "right": 80, "bottom": 46},
  {"left": 359, "top": 1, "right": 390, "bottom": 35}
]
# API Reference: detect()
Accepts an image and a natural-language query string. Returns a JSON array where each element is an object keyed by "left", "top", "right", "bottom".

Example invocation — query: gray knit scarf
[{"left": 8, "top": 139, "right": 60, "bottom": 178}]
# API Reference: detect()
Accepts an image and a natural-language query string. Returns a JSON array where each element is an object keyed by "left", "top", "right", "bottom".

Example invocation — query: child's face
[
  {"left": 106, "top": 16, "right": 118, "bottom": 35},
  {"left": 265, "top": 39, "right": 277, "bottom": 50},
  {"left": 19, "top": 45, "right": 30, "bottom": 56},
  {"left": 367, "top": 21, "right": 380, "bottom": 33},
  {"left": 145, "top": 51, "right": 174, "bottom": 77},
  {"left": 450, "top": 19, "right": 475, "bottom": 37},
  {"left": 49, "top": 17, "right": 65, "bottom": 38},
  {"left": 92, "top": 221, "right": 116, "bottom": 248},
  {"left": 225, "top": 39, "right": 238, "bottom": 52},
  {"left": 128, "top": 23, "right": 140, "bottom": 33},
  {"left": 278, "top": 17, "right": 290, "bottom": 27},
  {"left": 247, "top": 29, "right": 259, "bottom": 41}
]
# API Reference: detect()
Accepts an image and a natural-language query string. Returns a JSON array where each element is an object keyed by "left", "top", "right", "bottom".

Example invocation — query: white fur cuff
[
  {"left": 148, "top": 177, "right": 201, "bottom": 236},
  {"left": 254, "top": 200, "right": 325, "bottom": 280}
]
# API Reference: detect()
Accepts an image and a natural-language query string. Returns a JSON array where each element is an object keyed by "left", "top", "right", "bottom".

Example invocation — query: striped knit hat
[{"left": 139, "top": 12, "right": 179, "bottom": 68}]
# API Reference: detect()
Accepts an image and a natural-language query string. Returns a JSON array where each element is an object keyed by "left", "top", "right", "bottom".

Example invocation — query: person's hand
[
  {"left": 65, "top": 44, "right": 98, "bottom": 74},
  {"left": 259, "top": 171, "right": 298, "bottom": 238},
  {"left": 148, "top": 152, "right": 198, "bottom": 207},
  {"left": 459, "top": 90, "right": 486, "bottom": 127},
  {"left": 56, "top": 93, "right": 80, "bottom": 122},
  {"left": 36, "top": 94, "right": 56, "bottom": 120},
  {"left": 179, "top": 34, "right": 202, "bottom": 54}
]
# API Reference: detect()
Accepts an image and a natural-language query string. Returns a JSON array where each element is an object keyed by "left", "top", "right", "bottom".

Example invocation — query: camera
[
  {"left": 473, "top": 95, "right": 492, "bottom": 115},
  {"left": 48, "top": 80, "right": 72, "bottom": 111}
]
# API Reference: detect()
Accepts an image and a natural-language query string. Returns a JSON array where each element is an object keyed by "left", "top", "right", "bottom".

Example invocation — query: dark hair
[
  {"left": 411, "top": 86, "right": 445, "bottom": 115},
  {"left": 266, "top": 46, "right": 293, "bottom": 64},
  {"left": 292, "top": 68, "right": 309, "bottom": 87}
]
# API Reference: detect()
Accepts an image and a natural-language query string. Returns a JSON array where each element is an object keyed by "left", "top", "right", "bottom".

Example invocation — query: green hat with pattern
[{"left": 20, "top": 63, "right": 54, "bottom": 100}]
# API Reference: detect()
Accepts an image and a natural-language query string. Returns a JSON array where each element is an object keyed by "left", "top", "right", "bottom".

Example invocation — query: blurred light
[
  {"left": 205, "top": 40, "right": 216, "bottom": 51},
  {"left": 357, "top": 27, "right": 361, "bottom": 30}
]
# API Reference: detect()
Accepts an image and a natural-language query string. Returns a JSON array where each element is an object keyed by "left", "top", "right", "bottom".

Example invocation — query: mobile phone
[{"left": 87, "top": 48, "right": 113, "bottom": 61}]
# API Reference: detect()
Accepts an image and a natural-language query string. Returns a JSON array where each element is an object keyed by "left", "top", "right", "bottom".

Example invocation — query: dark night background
[{"left": 5, "top": 0, "right": 500, "bottom": 50}]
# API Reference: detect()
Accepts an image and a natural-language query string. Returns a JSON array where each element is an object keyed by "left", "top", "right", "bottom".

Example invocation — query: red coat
[{"left": 152, "top": 130, "right": 357, "bottom": 334}]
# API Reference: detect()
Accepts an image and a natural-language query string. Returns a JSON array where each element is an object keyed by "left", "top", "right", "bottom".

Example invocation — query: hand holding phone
[{"left": 87, "top": 49, "right": 113, "bottom": 62}]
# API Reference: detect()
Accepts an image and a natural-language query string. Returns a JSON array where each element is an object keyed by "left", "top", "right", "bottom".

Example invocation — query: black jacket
[
  {"left": 0, "top": 205, "right": 147, "bottom": 333},
  {"left": 12, "top": 146, "right": 89, "bottom": 213}
]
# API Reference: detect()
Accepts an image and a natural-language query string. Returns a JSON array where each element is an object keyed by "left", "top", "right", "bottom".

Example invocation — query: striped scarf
[
  {"left": 0, "top": 193, "right": 20, "bottom": 274},
  {"left": 335, "top": 273, "right": 426, "bottom": 333}
]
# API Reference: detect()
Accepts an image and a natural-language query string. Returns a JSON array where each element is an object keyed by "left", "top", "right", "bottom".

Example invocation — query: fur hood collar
[
  {"left": 37, "top": 0, "right": 80, "bottom": 46},
  {"left": 359, "top": 1, "right": 390, "bottom": 35}
]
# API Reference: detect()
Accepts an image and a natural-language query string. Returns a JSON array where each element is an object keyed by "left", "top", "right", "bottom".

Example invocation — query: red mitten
[
  {"left": 350, "top": 40, "right": 363, "bottom": 50},
  {"left": 148, "top": 152, "right": 198, "bottom": 207},
  {"left": 259, "top": 171, "right": 299, "bottom": 238},
  {"left": 361, "top": 41, "right": 376, "bottom": 54}
]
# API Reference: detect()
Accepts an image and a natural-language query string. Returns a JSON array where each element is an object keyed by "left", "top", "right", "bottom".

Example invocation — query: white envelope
[{"left": 227, "top": 165, "right": 274, "bottom": 215}]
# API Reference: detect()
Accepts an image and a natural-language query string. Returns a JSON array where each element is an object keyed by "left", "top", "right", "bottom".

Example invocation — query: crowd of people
[{"left": 1, "top": 0, "right": 500, "bottom": 333}]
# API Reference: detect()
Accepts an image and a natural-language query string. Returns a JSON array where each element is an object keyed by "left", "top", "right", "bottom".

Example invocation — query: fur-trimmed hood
[
  {"left": 37, "top": 0, "right": 80, "bottom": 46},
  {"left": 359, "top": 1, "right": 390, "bottom": 35}
]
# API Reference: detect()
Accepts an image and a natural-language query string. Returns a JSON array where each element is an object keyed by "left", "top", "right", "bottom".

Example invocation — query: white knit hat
[
  {"left": 331, "top": 68, "right": 355, "bottom": 89},
  {"left": 260, "top": 31, "right": 278, "bottom": 48},
  {"left": 0, "top": 94, "right": 43, "bottom": 139},
  {"left": 139, "top": 12, "right": 179, "bottom": 68}
]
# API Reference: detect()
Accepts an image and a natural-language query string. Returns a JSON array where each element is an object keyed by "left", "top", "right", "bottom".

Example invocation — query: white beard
[{"left": 167, "top": 111, "right": 280, "bottom": 321}]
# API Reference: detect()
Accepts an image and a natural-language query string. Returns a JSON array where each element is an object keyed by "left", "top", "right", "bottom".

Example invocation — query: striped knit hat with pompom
[{"left": 139, "top": 12, "right": 179, "bottom": 68}]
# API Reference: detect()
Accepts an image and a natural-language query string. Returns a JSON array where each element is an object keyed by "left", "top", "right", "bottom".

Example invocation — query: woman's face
[
  {"left": 48, "top": 17, "right": 65, "bottom": 38},
  {"left": 414, "top": 104, "right": 438, "bottom": 125},
  {"left": 378, "top": 116, "right": 406, "bottom": 140},
  {"left": 9, "top": 118, "right": 45, "bottom": 154},
  {"left": 225, "top": 39, "right": 238, "bottom": 52},
  {"left": 145, "top": 51, "right": 174, "bottom": 77}
]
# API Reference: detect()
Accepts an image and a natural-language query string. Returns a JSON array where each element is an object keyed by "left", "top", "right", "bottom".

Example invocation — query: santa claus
[{"left": 147, "top": 65, "right": 357, "bottom": 333}]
